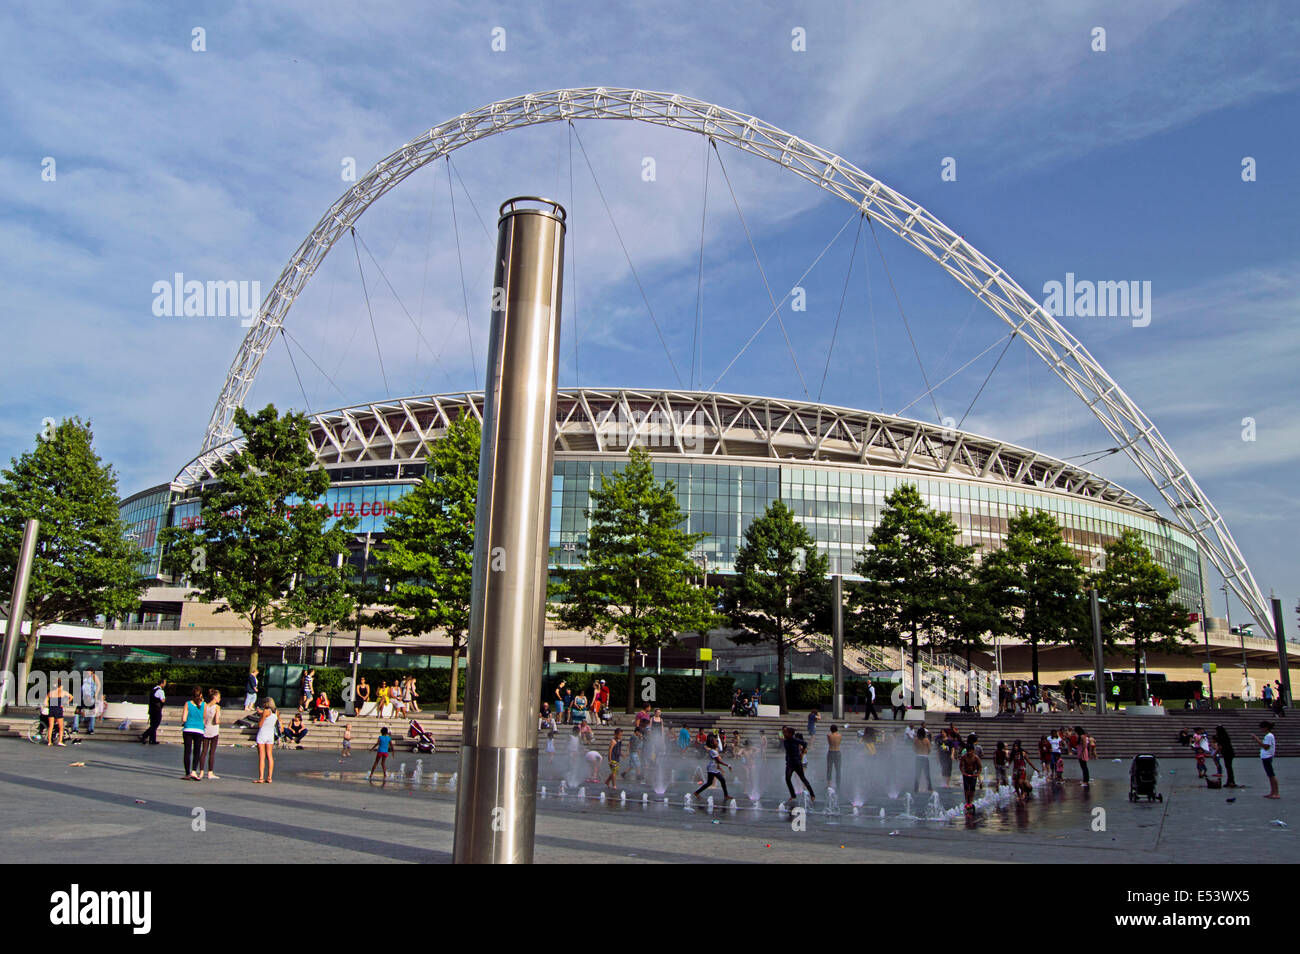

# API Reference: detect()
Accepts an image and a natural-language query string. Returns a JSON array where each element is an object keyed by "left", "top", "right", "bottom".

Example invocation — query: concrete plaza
[{"left": 0, "top": 737, "right": 1291, "bottom": 864}]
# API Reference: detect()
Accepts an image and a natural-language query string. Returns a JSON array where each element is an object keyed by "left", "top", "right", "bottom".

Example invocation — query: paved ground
[{"left": 0, "top": 736, "right": 1292, "bottom": 863}]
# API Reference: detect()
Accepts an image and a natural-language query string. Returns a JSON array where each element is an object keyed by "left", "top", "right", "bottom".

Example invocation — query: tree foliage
[
  {"left": 848, "top": 484, "right": 977, "bottom": 672},
  {"left": 371, "top": 412, "right": 480, "bottom": 714},
  {"left": 160, "top": 405, "right": 356, "bottom": 674},
  {"left": 977, "top": 508, "right": 1086, "bottom": 684},
  {"left": 728, "top": 499, "right": 829, "bottom": 713},
  {"left": 1095, "top": 528, "right": 1193, "bottom": 701},
  {"left": 0, "top": 419, "right": 144, "bottom": 671},
  {"left": 551, "top": 446, "right": 722, "bottom": 712}
]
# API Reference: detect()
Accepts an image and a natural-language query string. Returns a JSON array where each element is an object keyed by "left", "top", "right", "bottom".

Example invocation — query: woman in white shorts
[{"left": 255, "top": 699, "right": 279, "bottom": 784}]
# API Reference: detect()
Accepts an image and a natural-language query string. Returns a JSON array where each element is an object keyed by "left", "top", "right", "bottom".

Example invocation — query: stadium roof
[{"left": 173, "top": 388, "right": 1157, "bottom": 515}]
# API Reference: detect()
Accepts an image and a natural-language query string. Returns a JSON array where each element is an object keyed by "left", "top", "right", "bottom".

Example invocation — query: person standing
[
  {"left": 75, "top": 670, "right": 99, "bottom": 734},
  {"left": 912, "top": 726, "right": 933, "bottom": 793},
  {"left": 43, "top": 679, "right": 74, "bottom": 747},
  {"left": 243, "top": 669, "right": 259, "bottom": 710},
  {"left": 354, "top": 676, "right": 370, "bottom": 716},
  {"left": 1251, "top": 721, "right": 1279, "bottom": 799},
  {"left": 825, "top": 724, "right": 843, "bottom": 788},
  {"left": 140, "top": 678, "right": 166, "bottom": 744},
  {"left": 864, "top": 683, "right": 878, "bottom": 720},
  {"left": 694, "top": 734, "right": 731, "bottom": 801},
  {"left": 959, "top": 743, "right": 982, "bottom": 809},
  {"left": 781, "top": 726, "right": 814, "bottom": 807},
  {"left": 201, "top": 689, "right": 221, "bottom": 780},
  {"left": 554, "top": 680, "right": 567, "bottom": 724},
  {"left": 182, "top": 686, "right": 207, "bottom": 780},
  {"left": 604, "top": 728, "right": 624, "bottom": 789},
  {"left": 1215, "top": 725, "right": 1236, "bottom": 787},
  {"left": 806, "top": 710, "right": 820, "bottom": 742},
  {"left": 254, "top": 699, "right": 279, "bottom": 784},
  {"left": 1075, "top": 726, "right": 1094, "bottom": 788}
]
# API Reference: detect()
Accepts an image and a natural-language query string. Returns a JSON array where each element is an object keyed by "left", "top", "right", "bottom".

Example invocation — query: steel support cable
[
  {"left": 569, "top": 121, "right": 683, "bottom": 387},
  {"left": 709, "top": 139, "right": 808, "bottom": 397},
  {"left": 279, "top": 328, "right": 314, "bottom": 416},
  {"left": 350, "top": 227, "right": 391, "bottom": 399},
  {"left": 446, "top": 155, "right": 479, "bottom": 389},
  {"left": 868, "top": 216, "right": 940, "bottom": 422},
  {"left": 352, "top": 229, "right": 454, "bottom": 390},
  {"left": 447, "top": 156, "right": 494, "bottom": 242},
  {"left": 280, "top": 327, "right": 348, "bottom": 400},
  {"left": 866, "top": 222, "right": 883, "bottom": 412},
  {"left": 955, "top": 330, "right": 1018, "bottom": 431},
  {"left": 895, "top": 331, "right": 1016, "bottom": 416},
  {"left": 818, "top": 213, "right": 865, "bottom": 403},
  {"left": 691, "top": 137, "right": 711, "bottom": 390},
  {"left": 707, "top": 210, "right": 859, "bottom": 392},
  {"left": 413, "top": 159, "right": 440, "bottom": 373}
]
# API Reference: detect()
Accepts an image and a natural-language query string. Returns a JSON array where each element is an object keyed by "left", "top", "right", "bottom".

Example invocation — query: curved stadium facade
[{"left": 121, "top": 387, "right": 1208, "bottom": 617}]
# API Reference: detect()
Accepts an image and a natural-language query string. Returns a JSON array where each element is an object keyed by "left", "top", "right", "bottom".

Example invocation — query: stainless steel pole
[
  {"left": 831, "top": 574, "right": 844, "bottom": 721},
  {"left": 0, "top": 519, "right": 39, "bottom": 717},
  {"left": 1271, "top": 597, "right": 1291, "bottom": 709},
  {"left": 1200, "top": 597, "right": 1215, "bottom": 707},
  {"left": 453, "top": 197, "right": 564, "bottom": 865},
  {"left": 1089, "top": 587, "right": 1106, "bottom": 717}
]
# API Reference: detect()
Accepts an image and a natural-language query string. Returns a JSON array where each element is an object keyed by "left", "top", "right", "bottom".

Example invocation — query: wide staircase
[{"left": 922, "top": 708, "right": 1300, "bottom": 760}]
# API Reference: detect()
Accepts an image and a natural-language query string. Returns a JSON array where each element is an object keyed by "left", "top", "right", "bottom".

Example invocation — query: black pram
[{"left": 1128, "top": 754, "right": 1162, "bottom": 802}]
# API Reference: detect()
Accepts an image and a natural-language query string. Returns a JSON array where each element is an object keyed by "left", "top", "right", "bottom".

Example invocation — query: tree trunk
[
  {"left": 777, "top": 634, "right": 788, "bottom": 714},
  {"left": 20, "top": 612, "right": 41, "bottom": 676},
  {"left": 447, "top": 642, "right": 461, "bottom": 714},
  {"left": 625, "top": 639, "right": 638, "bottom": 714},
  {"left": 248, "top": 622, "right": 261, "bottom": 677}
]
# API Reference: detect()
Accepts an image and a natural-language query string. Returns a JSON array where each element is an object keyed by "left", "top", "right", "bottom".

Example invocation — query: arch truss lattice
[{"left": 188, "top": 87, "right": 1272, "bottom": 634}]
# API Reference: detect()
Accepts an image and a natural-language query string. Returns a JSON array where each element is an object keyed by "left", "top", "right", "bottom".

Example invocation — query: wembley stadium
[{"left": 107, "top": 385, "right": 1281, "bottom": 693}]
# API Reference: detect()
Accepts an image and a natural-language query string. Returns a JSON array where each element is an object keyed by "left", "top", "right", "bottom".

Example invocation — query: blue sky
[{"left": 2, "top": 0, "right": 1297, "bottom": 628}]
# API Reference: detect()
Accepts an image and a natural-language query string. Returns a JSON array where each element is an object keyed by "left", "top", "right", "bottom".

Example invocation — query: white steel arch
[{"left": 191, "top": 87, "right": 1272, "bottom": 634}]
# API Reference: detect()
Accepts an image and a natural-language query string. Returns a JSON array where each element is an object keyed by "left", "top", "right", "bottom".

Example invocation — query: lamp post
[
  {"left": 347, "top": 532, "right": 372, "bottom": 715},
  {"left": 1198, "top": 596, "right": 1215, "bottom": 708},
  {"left": 1222, "top": 582, "right": 1249, "bottom": 699}
]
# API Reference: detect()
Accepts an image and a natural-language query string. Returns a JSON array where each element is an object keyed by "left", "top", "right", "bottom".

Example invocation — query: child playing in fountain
[
  {"left": 546, "top": 729, "right": 556, "bottom": 769},
  {"left": 994, "top": 741, "right": 1009, "bottom": 790},
  {"left": 584, "top": 747, "right": 603, "bottom": 782},
  {"left": 368, "top": 727, "right": 392, "bottom": 787},
  {"left": 959, "top": 745, "right": 983, "bottom": 809},
  {"left": 341, "top": 723, "right": 352, "bottom": 760},
  {"left": 693, "top": 733, "right": 732, "bottom": 801}
]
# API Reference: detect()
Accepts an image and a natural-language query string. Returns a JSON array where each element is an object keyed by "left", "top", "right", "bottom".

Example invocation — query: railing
[{"left": 115, "top": 620, "right": 181, "bottom": 631}]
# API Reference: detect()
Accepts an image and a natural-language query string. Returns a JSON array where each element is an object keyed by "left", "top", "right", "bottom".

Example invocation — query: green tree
[
  {"left": 978, "top": 509, "right": 1086, "bottom": 686},
  {"left": 1096, "top": 528, "right": 1193, "bottom": 703},
  {"left": 728, "top": 500, "right": 830, "bottom": 714},
  {"left": 160, "top": 405, "right": 356, "bottom": 675},
  {"left": 848, "top": 484, "right": 976, "bottom": 702},
  {"left": 370, "top": 412, "right": 480, "bottom": 714},
  {"left": 552, "top": 446, "right": 722, "bottom": 713},
  {"left": 0, "top": 419, "right": 144, "bottom": 673}
]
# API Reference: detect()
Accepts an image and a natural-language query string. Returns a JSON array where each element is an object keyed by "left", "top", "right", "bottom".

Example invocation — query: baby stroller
[
  {"left": 1128, "top": 754, "right": 1162, "bottom": 802},
  {"left": 407, "top": 719, "right": 437, "bottom": 754}
]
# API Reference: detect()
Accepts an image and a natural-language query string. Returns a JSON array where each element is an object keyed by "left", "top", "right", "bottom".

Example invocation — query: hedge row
[{"left": 784, "top": 679, "right": 900, "bottom": 710}]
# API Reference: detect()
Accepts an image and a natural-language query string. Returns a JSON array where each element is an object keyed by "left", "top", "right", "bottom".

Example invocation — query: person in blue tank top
[
  {"left": 368, "top": 727, "right": 393, "bottom": 787},
  {"left": 182, "top": 686, "right": 207, "bottom": 780}
]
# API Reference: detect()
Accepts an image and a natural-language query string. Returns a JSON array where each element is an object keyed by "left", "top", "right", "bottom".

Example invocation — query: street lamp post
[
  {"left": 1223, "top": 582, "right": 1248, "bottom": 699},
  {"left": 1199, "top": 596, "right": 1216, "bottom": 708}
]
